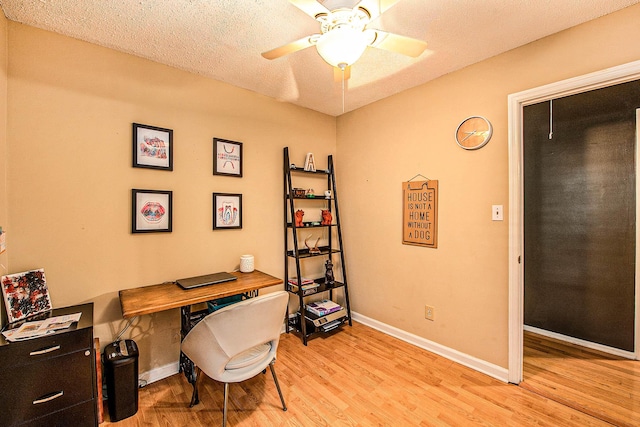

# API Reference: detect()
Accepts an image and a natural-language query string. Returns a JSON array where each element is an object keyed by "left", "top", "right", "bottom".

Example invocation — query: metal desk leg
[{"left": 179, "top": 305, "right": 197, "bottom": 384}]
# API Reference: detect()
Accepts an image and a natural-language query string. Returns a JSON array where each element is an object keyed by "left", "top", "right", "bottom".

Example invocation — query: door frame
[{"left": 507, "top": 60, "right": 640, "bottom": 384}]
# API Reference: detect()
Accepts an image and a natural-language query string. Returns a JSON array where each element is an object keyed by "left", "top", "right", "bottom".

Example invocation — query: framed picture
[
  {"left": 133, "top": 123, "right": 173, "bottom": 170},
  {"left": 213, "top": 193, "right": 242, "bottom": 229},
  {"left": 213, "top": 138, "right": 243, "bottom": 177},
  {"left": 1, "top": 268, "right": 52, "bottom": 323},
  {"left": 132, "top": 189, "right": 173, "bottom": 233}
]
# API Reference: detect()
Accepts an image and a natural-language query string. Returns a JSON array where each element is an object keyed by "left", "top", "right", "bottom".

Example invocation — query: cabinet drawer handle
[
  {"left": 33, "top": 391, "right": 64, "bottom": 405},
  {"left": 29, "top": 345, "right": 61, "bottom": 356}
]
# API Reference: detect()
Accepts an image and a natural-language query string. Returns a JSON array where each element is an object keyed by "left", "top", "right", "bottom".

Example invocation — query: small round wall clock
[{"left": 455, "top": 116, "right": 493, "bottom": 150}]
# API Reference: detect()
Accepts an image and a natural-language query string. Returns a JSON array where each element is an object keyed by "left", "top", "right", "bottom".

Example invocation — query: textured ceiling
[{"left": 0, "top": 0, "right": 638, "bottom": 116}]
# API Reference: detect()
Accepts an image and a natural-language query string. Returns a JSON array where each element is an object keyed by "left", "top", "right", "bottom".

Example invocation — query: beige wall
[
  {"left": 337, "top": 4, "right": 640, "bottom": 368},
  {"left": 5, "top": 23, "right": 335, "bottom": 373}
]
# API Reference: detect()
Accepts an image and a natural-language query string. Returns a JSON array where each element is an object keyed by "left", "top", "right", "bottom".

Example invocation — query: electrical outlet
[{"left": 425, "top": 305, "right": 435, "bottom": 321}]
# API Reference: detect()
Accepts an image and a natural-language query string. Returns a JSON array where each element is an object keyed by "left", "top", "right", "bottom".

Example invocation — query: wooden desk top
[{"left": 119, "top": 270, "right": 283, "bottom": 318}]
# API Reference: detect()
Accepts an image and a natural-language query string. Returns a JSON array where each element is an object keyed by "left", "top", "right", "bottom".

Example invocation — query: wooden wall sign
[{"left": 402, "top": 180, "right": 438, "bottom": 248}]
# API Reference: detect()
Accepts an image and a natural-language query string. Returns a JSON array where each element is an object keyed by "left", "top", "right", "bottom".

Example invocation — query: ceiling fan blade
[
  {"left": 333, "top": 65, "right": 351, "bottom": 82},
  {"left": 356, "top": 0, "right": 399, "bottom": 20},
  {"left": 289, "top": 0, "right": 330, "bottom": 18},
  {"left": 369, "top": 30, "right": 427, "bottom": 57},
  {"left": 262, "top": 35, "right": 318, "bottom": 60}
]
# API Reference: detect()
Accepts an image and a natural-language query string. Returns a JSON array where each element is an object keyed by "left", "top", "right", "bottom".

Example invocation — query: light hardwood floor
[
  {"left": 104, "top": 322, "right": 615, "bottom": 426},
  {"left": 521, "top": 331, "right": 640, "bottom": 427}
]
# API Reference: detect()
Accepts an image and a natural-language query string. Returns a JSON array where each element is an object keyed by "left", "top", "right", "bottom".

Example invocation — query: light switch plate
[{"left": 492, "top": 205, "right": 503, "bottom": 221}]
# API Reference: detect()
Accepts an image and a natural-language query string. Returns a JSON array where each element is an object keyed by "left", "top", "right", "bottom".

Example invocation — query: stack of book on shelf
[
  {"left": 305, "top": 299, "right": 346, "bottom": 332},
  {"left": 288, "top": 277, "right": 320, "bottom": 295},
  {"left": 306, "top": 299, "right": 342, "bottom": 317}
]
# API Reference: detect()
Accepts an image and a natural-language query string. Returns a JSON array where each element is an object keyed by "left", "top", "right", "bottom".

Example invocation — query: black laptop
[{"left": 176, "top": 272, "right": 237, "bottom": 290}]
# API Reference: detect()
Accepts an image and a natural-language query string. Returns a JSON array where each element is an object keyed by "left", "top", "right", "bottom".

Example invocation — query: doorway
[
  {"left": 523, "top": 85, "right": 637, "bottom": 352},
  {"left": 508, "top": 60, "right": 640, "bottom": 383}
]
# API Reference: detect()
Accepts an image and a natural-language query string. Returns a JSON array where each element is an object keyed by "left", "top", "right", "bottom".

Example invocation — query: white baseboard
[
  {"left": 139, "top": 361, "right": 180, "bottom": 385},
  {"left": 524, "top": 325, "right": 636, "bottom": 359},
  {"left": 352, "top": 312, "right": 509, "bottom": 383}
]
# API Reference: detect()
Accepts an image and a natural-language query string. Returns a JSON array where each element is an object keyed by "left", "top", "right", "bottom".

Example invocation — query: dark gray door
[{"left": 523, "top": 81, "right": 640, "bottom": 352}]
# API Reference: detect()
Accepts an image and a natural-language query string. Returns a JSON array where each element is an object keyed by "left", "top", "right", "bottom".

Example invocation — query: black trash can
[{"left": 103, "top": 339, "right": 139, "bottom": 422}]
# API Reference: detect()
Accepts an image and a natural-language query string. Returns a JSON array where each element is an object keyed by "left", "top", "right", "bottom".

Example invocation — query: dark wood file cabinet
[{"left": 0, "top": 303, "right": 98, "bottom": 427}]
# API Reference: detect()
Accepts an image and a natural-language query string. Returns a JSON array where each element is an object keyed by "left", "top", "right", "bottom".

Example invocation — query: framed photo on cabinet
[
  {"left": 133, "top": 123, "right": 173, "bottom": 170},
  {"left": 213, "top": 193, "right": 242, "bottom": 229},
  {"left": 213, "top": 138, "right": 243, "bottom": 177},
  {"left": 132, "top": 189, "right": 173, "bottom": 233}
]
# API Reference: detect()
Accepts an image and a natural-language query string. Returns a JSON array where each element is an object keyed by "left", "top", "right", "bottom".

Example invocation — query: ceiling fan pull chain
[{"left": 342, "top": 65, "right": 345, "bottom": 114}]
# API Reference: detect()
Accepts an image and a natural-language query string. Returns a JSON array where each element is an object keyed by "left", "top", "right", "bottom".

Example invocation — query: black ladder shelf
[{"left": 283, "top": 147, "right": 352, "bottom": 345}]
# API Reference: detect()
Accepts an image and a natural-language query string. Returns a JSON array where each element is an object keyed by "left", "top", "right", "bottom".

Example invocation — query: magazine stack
[
  {"left": 305, "top": 299, "right": 342, "bottom": 316},
  {"left": 304, "top": 299, "right": 346, "bottom": 332}
]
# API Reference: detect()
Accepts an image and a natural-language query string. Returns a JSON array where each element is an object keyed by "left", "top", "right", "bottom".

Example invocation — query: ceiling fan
[{"left": 262, "top": 0, "right": 428, "bottom": 80}]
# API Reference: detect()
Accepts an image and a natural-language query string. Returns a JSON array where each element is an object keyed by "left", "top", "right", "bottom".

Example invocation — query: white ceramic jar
[{"left": 240, "top": 254, "right": 255, "bottom": 273}]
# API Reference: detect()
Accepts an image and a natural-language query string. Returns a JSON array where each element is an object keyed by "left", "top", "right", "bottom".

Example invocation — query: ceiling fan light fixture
[{"left": 315, "top": 25, "right": 369, "bottom": 68}]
